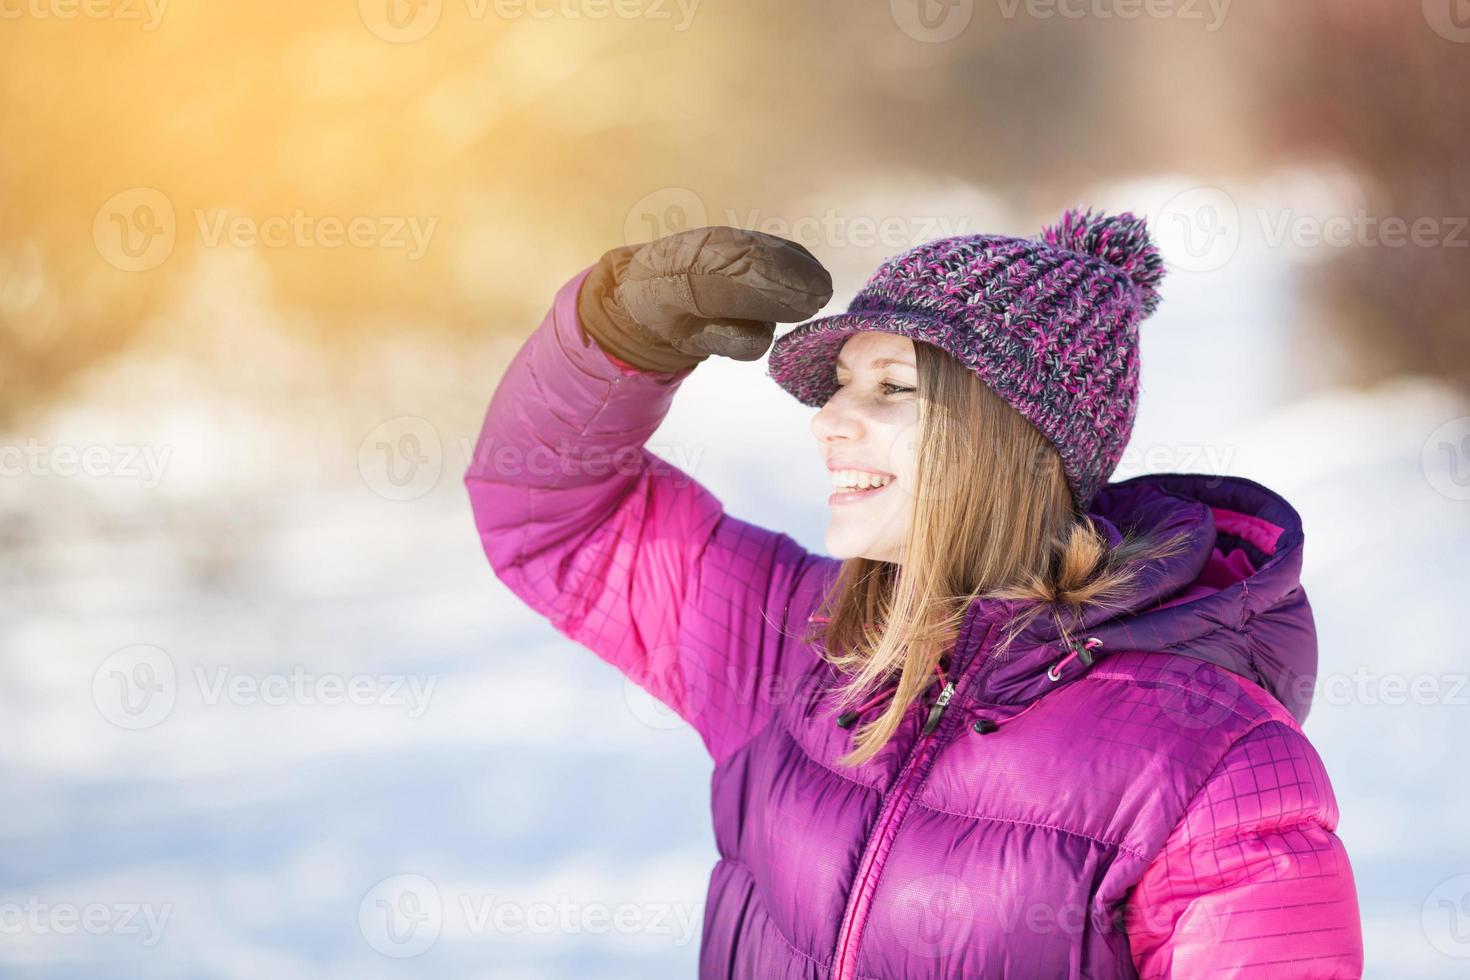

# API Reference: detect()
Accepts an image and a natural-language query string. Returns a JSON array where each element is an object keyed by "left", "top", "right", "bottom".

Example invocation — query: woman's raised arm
[{"left": 464, "top": 240, "right": 835, "bottom": 764}]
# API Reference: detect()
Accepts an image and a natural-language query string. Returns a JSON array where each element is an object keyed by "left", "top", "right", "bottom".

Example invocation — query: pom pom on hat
[{"left": 1039, "top": 207, "right": 1165, "bottom": 316}]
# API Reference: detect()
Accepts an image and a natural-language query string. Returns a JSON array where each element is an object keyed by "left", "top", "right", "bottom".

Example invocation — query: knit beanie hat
[{"left": 765, "top": 207, "right": 1166, "bottom": 511}]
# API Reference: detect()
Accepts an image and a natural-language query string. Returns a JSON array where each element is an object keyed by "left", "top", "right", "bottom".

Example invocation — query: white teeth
[{"left": 831, "top": 469, "right": 894, "bottom": 491}]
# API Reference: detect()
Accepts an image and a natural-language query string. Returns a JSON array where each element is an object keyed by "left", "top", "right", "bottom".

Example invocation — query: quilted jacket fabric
[{"left": 464, "top": 264, "right": 1365, "bottom": 978}]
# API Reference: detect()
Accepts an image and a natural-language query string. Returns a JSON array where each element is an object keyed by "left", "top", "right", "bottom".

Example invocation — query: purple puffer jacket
[{"left": 465, "top": 265, "right": 1365, "bottom": 978}]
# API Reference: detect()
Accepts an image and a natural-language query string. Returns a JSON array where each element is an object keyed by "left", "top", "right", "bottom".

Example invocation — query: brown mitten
[{"left": 577, "top": 226, "right": 834, "bottom": 373}]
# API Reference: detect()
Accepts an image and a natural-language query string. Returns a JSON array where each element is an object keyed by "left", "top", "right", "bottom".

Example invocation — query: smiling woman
[
  {"left": 466, "top": 219, "right": 1363, "bottom": 977},
  {"left": 797, "top": 319, "right": 1194, "bottom": 769}
]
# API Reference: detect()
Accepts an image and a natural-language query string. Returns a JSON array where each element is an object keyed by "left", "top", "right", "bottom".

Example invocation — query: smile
[{"left": 829, "top": 470, "right": 893, "bottom": 505}]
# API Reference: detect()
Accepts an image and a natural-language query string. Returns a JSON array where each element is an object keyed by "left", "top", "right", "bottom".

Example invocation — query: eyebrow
[{"left": 835, "top": 355, "right": 916, "bottom": 371}]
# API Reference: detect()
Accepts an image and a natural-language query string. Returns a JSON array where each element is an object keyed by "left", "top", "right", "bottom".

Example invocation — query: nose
[{"left": 810, "top": 387, "right": 861, "bottom": 444}]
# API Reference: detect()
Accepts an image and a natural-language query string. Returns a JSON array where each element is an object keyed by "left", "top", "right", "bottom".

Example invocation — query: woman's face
[{"left": 810, "top": 332, "right": 920, "bottom": 564}]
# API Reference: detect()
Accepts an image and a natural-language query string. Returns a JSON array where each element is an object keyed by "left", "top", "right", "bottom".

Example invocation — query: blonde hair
[{"left": 806, "top": 339, "right": 1194, "bottom": 767}]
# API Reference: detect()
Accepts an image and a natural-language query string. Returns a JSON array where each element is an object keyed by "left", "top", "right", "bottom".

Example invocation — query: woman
[{"left": 464, "top": 214, "right": 1365, "bottom": 977}]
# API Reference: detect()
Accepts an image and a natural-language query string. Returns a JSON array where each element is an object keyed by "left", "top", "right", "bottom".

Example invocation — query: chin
[{"left": 825, "top": 530, "right": 899, "bottom": 564}]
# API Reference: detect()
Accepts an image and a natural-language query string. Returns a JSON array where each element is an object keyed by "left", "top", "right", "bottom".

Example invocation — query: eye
[{"left": 831, "top": 376, "right": 915, "bottom": 396}]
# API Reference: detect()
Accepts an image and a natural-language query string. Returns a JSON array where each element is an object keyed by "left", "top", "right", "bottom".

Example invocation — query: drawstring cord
[
  {"left": 1046, "top": 636, "right": 1103, "bottom": 682},
  {"left": 813, "top": 612, "right": 1104, "bottom": 735},
  {"left": 835, "top": 659, "right": 947, "bottom": 729},
  {"left": 971, "top": 637, "right": 1105, "bottom": 736}
]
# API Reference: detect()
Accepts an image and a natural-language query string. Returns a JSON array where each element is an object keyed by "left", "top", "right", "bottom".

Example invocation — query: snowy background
[{"left": 2, "top": 172, "right": 1467, "bottom": 978}]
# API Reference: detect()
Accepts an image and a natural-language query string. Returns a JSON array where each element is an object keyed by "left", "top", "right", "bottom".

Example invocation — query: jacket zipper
[{"left": 830, "top": 621, "right": 995, "bottom": 980}]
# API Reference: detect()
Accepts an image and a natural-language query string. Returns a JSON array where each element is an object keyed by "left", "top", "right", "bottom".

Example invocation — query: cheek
[{"left": 875, "top": 404, "right": 921, "bottom": 480}]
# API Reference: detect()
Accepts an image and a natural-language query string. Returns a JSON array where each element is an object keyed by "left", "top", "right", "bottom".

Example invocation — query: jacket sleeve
[
  {"left": 464, "top": 263, "right": 827, "bottom": 765},
  {"left": 1125, "top": 719, "right": 1365, "bottom": 978}
]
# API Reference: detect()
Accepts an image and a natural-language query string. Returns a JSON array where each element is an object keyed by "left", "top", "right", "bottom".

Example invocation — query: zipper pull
[{"left": 922, "top": 681, "right": 956, "bottom": 735}]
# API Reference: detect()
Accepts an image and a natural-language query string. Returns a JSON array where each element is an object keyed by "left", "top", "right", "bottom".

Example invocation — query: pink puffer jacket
[{"left": 464, "top": 264, "right": 1365, "bottom": 978}]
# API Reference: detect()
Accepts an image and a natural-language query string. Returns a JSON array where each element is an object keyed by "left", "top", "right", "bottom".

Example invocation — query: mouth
[{"left": 828, "top": 467, "right": 896, "bottom": 507}]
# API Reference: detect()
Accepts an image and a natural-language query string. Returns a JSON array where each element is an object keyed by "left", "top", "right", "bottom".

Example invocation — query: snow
[{"left": 1, "top": 193, "right": 1464, "bottom": 976}]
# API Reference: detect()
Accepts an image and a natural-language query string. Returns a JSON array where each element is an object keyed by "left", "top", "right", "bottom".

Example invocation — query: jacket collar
[{"left": 942, "top": 472, "right": 1318, "bottom": 723}]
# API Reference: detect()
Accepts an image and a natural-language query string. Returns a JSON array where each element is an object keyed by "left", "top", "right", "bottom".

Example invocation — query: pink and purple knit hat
[{"left": 765, "top": 207, "right": 1166, "bottom": 511}]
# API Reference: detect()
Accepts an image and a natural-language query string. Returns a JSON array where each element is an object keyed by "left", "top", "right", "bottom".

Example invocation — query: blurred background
[{"left": 2, "top": 1, "right": 1467, "bottom": 976}]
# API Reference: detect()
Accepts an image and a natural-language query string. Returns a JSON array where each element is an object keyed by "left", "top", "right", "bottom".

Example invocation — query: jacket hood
[{"left": 957, "top": 472, "right": 1319, "bottom": 724}]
